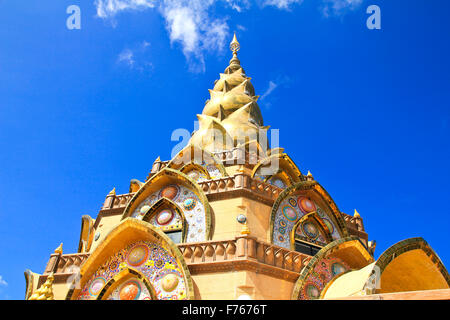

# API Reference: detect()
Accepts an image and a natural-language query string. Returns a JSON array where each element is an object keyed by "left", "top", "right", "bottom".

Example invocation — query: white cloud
[
  {"left": 262, "top": 0, "right": 303, "bottom": 10},
  {"left": 95, "top": 0, "right": 365, "bottom": 71},
  {"left": 117, "top": 41, "right": 154, "bottom": 72},
  {"left": 261, "top": 81, "right": 278, "bottom": 100},
  {"left": 118, "top": 48, "right": 135, "bottom": 66},
  {"left": 95, "top": 0, "right": 156, "bottom": 18},
  {"left": 321, "top": 0, "right": 363, "bottom": 17},
  {"left": 0, "top": 276, "right": 7, "bottom": 287}
]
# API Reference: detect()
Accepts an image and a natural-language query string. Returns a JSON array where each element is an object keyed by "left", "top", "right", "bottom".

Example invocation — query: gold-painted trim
[
  {"left": 251, "top": 153, "right": 302, "bottom": 185},
  {"left": 167, "top": 144, "right": 228, "bottom": 178},
  {"left": 97, "top": 267, "right": 157, "bottom": 300},
  {"left": 290, "top": 211, "right": 333, "bottom": 250},
  {"left": 142, "top": 197, "right": 187, "bottom": 243},
  {"left": 121, "top": 167, "right": 213, "bottom": 241},
  {"left": 66, "top": 219, "right": 195, "bottom": 300},
  {"left": 291, "top": 236, "right": 373, "bottom": 300},
  {"left": 268, "top": 181, "right": 349, "bottom": 244}
]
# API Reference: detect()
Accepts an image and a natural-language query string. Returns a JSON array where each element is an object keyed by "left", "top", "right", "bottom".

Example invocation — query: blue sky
[{"left": 0, "top": 0, "right": 449, "bottom": 299}]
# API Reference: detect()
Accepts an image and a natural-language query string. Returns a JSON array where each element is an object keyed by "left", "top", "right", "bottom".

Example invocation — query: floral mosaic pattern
[
  {"left": 78, "top": 240, "right": 188, "bottom": 300},
  {"left": 299, "top": 256, "right": 350, "bottom": 300},
  {"left": 131, "top": 184, "right": 207, "bottom": 242},
  {"left": 273, "top": 194, "right": 341, "bottom": 249}
]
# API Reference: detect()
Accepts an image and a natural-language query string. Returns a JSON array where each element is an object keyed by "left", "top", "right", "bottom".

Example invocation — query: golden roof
[{"left": 190, "top": 34, "right": 266, "bottom": 152}]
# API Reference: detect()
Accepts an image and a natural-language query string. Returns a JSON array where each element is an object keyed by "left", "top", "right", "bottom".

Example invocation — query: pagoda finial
[
  {"left": 230, "top": 32, "right": 240, "bottom": 54},
  {"left": 354, "top": 209, "right": 361, "bottom": 218},
  {"left": 226, "top": 33, "right": 241, "bottom": 73},
  {"left": 28, "top": 272, "right": 55, "bottom": 300},
  {"left": 108, "top": 187, "right": 116, "bottom": 196}
]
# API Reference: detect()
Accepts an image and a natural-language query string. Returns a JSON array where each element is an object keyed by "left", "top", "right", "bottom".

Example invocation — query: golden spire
[
  {"left": 354, "top": 209, "right": 361, "bottom": 218},
  {"left": 227, "top": 33, "right": 241, "bottom": 73},
  {"left": 28, "top": 272, "right": 55, "bottom": 300},
  {"left": 230, "top": 33, "right": 240, "bottom": 54},
  {"left": 54, "top": 243, "right": 63, "bottom": 255},
  {"left": 108, "top": 187, "right": 116, "bottom": 196}
]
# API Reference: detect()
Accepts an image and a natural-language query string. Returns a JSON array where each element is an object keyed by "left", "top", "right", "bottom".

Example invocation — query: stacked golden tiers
[{"left": 190, "top": 34, "right": 269, "bottom": 153}]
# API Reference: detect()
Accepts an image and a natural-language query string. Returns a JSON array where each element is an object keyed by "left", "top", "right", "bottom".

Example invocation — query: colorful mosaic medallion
[
  {"left": 282, "top": 205, "right": 297, "bottom": 222},
  {"left": 156, "top": 209, "right": 174, "bottom": 226},
  {"left": 132, "top": 184, "right": 207, "bottom": 242},
  {"left": 78, "top": 240, "right": 188, "bottom": 300},
  {"left": 183, "top": 198, "right": 196, "bottom": 211},
  {"left": 127, "top": 244, "right": 149, "bottom": 267},
  {"left": 159, "top": 185, "right": 179, "bottom": 200},
  {"left": 298, "top": 196, "right": 316, "bottom": 214}
]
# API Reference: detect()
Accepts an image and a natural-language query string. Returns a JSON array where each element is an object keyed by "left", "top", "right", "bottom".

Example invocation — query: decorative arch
[
  {"left": 269, "top": 181, "right": 349, "bottom": 250},
  {"left": 321, "top": 237, "right": 450, "bottom": 299},
  {"left": 140, "top": 197, "right": 187, "bottom": 243},
  {"left": 167, "top": 144, "right": 228, "bottom": 179},
  {"left": 97, "top": 267, "right": 157, "bottom": 300},
  {"left": 374, "top": 237, "right": 450, "bottom": 293},
  {"left": 252, "top": 153, "right": 302, "bottom": 188},
  {"left": 291, "top": 212, "right": 334, "bottom": 249},
  {"left": 67, "top": 219, "right": 194, "bottom": 300},
  {"left": 180, "top": 163, "right": 211, "bottom": 183},
  {"left": 122, "top": 168, "right": 212, "bottom": 242},
  {"left": 291, "top": 236, "right": 374, "bottom": 300}
]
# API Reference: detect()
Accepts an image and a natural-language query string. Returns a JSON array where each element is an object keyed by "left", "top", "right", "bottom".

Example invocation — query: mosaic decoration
[
  {"left": 106, "top": 279, "right": 152, "bottom": 300},
  {"left": 205, "top": 164, "right": 222, "bottom": 179},
  {"left": 273, "top": 194, "right": 341, "bottom": 249},
  {"left": 299, "top": 256, "right": 350, "bottom": 300},
  {"left": 185, "top": 170, "right": 208, "bottom": 183},
  {"left": 268, "top": 177, "right": 287, "bottom": 189},
  {"left": 131, "top": 184, "right": 207, "bottom": 242},
  {"left": 294, "top": 220, "right": 327, "bottom": 246},
  {"left": 78, "top": 240, "right": 188, "bottom": 300}
]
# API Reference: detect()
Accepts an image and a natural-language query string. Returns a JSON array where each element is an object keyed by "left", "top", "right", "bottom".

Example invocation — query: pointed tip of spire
[
  {"left": 54, "top": 243, "right": 63, "bottom": 254},
  {"left": 354, "top": 209, "right": 361, "bottom": 218},
  {"left": 230, "top": 32, "right": 240, "bottom": 53},
  {"left": 108, "top": 187, "right": 116, "bottom": 196}
]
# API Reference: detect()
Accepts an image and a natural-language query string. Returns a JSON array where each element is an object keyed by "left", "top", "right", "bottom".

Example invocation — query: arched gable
[
  {"left": 291, "top": 236, "right": 374, "bottom": 300},
  {"left": 67, "top": 219, "right": 194, "bottom": 300},
  {"left": 122, "top": 168, "right": 212, "bottom": 242},
  {"left": 167, "top": 144, "right": 228, "bottom": 179},
  {"left": 321, "top": 237, "right": 450, "bottom": 299},
  {"left": 374, "top": 237, "right": 450, "bottom": 293},
  {"left": 97, "top": 267, "right": 157, "bottom": 300},
  {"left": 180, "top": 163, "right": 211, "bottom": 183},
  {"left": 269, "top": 181, "right": 349, "bottom": 250},
  {"left": 140, "top": 197, "right": 187, "bottom": 243},
  {"left": 252, "top": 153, "right": 302, "bottom": 189}
]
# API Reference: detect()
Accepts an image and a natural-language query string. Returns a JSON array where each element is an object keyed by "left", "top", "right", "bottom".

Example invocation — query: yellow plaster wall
[
  {"left": 209, "top": 197, "right": 272, "bottom": 241},
  {"left": 191, "top": 271, "right": 294, "bottom": 300},
  {"left": 89, "top": 214, "right": 122, "bottom": 252}
]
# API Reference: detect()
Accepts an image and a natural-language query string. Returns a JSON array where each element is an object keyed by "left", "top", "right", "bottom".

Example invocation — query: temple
[{"left": 25, "top": 34, "right": 450, "bottom": 300}]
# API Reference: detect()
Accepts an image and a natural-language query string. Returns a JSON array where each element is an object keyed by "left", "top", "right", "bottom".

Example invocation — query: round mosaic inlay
[
  {"left": 236, "top": 214, "right": 247, "bottom": 224},
  {"left": 282, "top": 205, "right": 297, "bottom": 222},
  {"left": 331, "top": 262, "right": 346, "bottom": 276},
  {"left": 302, "top": 221, "right": 319, "bottom": 240},
  {"left": 89, "top": 277, "right": 106, "bottom": 296},
  {"left": 298, "top": 197, "right": 316, "bottom": 214},
  {"left": 160, "top": 185, "right": 179, "bottom": 200},
  {"left": 183, "top": 198, "right": 197, "bottom": 211},
  {"left": 119, "top": 280, "right": 141, "bottom": 300},
  {"left": 161, "top": 273, "right": 180, "bottom": 292},
  {"left": 156, "top": 209, "right": 174, "bottom": 226},
  {"left": 305, "top": 284, "right": 320, "bottom": 299},
  {"left": 127, "top": 245, "right": 149, "bottom": 267}
]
